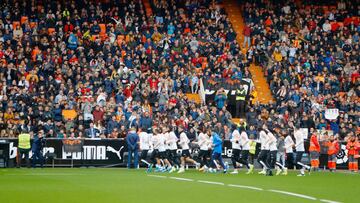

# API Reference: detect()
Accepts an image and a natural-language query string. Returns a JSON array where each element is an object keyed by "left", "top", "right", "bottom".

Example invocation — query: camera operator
[{"left": 31, "top": 130, "right": 46, "bottom": 168}]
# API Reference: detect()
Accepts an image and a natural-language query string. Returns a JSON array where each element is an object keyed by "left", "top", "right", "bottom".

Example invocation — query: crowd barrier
[{"left": 0, "top": 138, "right": 353, "bottom": 169}]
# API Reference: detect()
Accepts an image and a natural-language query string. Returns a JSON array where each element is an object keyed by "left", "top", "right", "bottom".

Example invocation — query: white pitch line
[
  {"left": 268, "top": 189, "right": 317, "bottom": 201},
  {"left": 169, "top": 177, "right": 194, "bottom": 182},
  {"left": 147, "top": 174, "right": 341, "bottom": 203},
  {"left": 5, "top": 173, "right": 85, "bottom": 176},
  {"left": 147, "top": 175, "right": 167, "bottom": 179},
  {"left": 197, "top": 180, "right": 224, "bottom": 185},
  {"left": 320, "top": 199, "right": 342, "bottom": 203},
  {"left": 228, "top": 184, "right": 263, "bottom": 191}
]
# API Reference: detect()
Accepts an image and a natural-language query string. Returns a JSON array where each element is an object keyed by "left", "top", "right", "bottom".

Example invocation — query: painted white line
[
  {"left": 5, "top": 173, "right": 85, "bottom": 176},
  {"left": 197, "top": 180, "right": 224, "bottom": 185},
  {"left": 320, "top": 199, "right": 342, "bottom": 203},
  {"left": 169, "top": 177, "right": 194, "bottom": 182},
  {"left": 147, "top": 175, "right": 167, "bottom": 179},
  {"left": 268, "top": 189, "right": 317, "bottom": 201},
  {"left": 147, "top": 174, "right": 341, "bottom": 203},
  {"left": 228, "top": 184, "right": 263, "bottom": 191}
]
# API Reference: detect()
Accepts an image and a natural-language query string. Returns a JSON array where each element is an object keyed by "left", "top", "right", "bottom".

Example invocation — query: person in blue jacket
[
  {"left": 214, "top": 89, "right": 227, "bottom": 110},
  {"left": 126, "top": 127, "right": 139, "bottom": 169},
  {"left": 209, "top": 129, "right": 227, "bottom": 173},
  {"left": 67, "top": 32, "right": 78, "bottom": 50}
]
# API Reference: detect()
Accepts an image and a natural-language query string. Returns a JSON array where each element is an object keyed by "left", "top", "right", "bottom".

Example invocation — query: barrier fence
[{"left": 0, "top": 138, "right": 353, "bottom": 169}]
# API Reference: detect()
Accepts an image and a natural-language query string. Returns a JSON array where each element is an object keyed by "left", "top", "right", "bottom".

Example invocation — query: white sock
[
  {"left": 260, "top": 161, "right": 268, "bottom": 170},
  {"left": 213, "top": 160, "right": 220, "bottom": 169},
  {"left": 141, "top": 159, "right": 150, "bottom": 166},
  {"left": 297, "top": 162, "right": 310, "bottom": 170},
  {"left": 276, "top": 162, "right": 285, "bottom": 170}
]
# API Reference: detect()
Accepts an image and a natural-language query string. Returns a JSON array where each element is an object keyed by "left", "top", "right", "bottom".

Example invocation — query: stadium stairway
[{"left": 222, "top": 0, "right": 274, "bottom": 105}]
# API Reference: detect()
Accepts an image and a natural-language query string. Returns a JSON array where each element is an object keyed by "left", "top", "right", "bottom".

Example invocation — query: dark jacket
[{"left": 32, "top": 136, "right": 45, "bottom": 152}]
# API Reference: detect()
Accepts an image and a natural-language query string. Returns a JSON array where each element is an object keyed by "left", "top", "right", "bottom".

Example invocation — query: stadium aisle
[{"left": 223, "top": 0, "right": 274, "bottom": 104}]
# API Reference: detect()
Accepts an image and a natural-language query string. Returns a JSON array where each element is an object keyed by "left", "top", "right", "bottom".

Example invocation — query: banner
[
  {"left": 1, "top": 139, "right": 126, "bottom": 166},
  {"left": 324, "top": 108, "right": 339, "bottom": 120},
  {"left": 0, "top": 138, "right": 352, "bottom": 169},
  {"left": 199, "top": 78, "right": 206, "bottom": 104},
  {"left": 203, "top": 78, "right": 253, "bottom": 116}
]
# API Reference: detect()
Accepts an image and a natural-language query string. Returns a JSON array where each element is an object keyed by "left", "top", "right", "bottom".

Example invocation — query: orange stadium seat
[
  {"left": 99, "top": 24, "right": 106, "bottom": 34},
  {"left": 48, "top": 28, "right": 56, "bottom": 35},
  {"left": 99, "top": 24, "right": 107, "bottom": 40},
  {"left": 91, "top": 35, "right": 99, "bottom": 41},
  {"left": 21, "top": 16, "right": 28, "bottom": 24},
  {"left": 338, "top": 92, "right": 346, "bottom": 98},
  {"left": 12, "top": 21, "right": 20, "bottom": 29},
  {"left": 30, "top": 22, "right": 37, "bottom": 28}
]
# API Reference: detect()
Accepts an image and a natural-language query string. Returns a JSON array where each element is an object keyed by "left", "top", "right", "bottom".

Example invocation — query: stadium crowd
[
  {"left": 242, "top": 0, "right": 359, "bottom": 141},
  {"left": 0, "top": 0, "right": 358, "bottom": 145},
  {"left": 0, "top": 0, "right": 246, "bottom": 139}
]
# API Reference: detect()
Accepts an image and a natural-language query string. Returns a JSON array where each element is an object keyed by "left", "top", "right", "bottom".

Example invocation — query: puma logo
[{"left": 106, "top": 146, "right": 124, "bottom": 160}]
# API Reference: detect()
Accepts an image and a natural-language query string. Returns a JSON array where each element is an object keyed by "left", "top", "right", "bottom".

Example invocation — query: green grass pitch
[{"left": 0, "top": 168, "right": 358, "bottom": 203}]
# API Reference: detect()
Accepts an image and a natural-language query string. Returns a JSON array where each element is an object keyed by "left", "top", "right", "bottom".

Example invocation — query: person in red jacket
[
  {"left": 148, "top": 74, "right": 159, "bottom": 90},
  {"left": 123, "top": 84, "right": 134, "bottom": 98},
  {"left": 309, "top": 132, "right": 320, "bottom": 171},
  {"left": 327, "top": 135, "right": 340, "bottom": 172},
  {"left": 346, "top": 136, "right": 359, "bottom": 172}
]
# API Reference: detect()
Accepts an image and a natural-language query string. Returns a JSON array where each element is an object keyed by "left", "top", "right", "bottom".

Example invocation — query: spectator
[
  {"left": 214, "top": 88, "right": 227, "bottom": 110},
  {"left": 85, "top": 122, "right": 99, "bottom": 138},
  {"left": 243, "top": 23, "right": 252, "bottom": 48}
]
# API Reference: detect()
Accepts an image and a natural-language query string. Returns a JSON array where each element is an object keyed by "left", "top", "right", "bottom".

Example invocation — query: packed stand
[
  {"left": 0, "top": 0, "right": 251, "bottom": 139},
  {"left": 242, "top": 0, "right": 359, "bottom": 141}
]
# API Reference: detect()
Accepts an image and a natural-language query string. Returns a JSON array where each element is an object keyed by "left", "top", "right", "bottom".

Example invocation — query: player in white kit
[
  {"left": 178, "top": 126, "right": 199, "bottom": 173},
  {"left": 150, "top": 129, "right": 162, "bottom": 171},
  {"left": 164, "top": 126, "right": 178, "bottom": 173},
  {"left": 266, "top": 129, "right": 278, "bottom": 176},
  {"left": 157, "top": 128, "right": 173, "bottom": 172},
  {"left": 258, "top": 126, "right": 271, "bottom": 175},
  {"left": 238, "top": 127, "right": 254, "bottom": 174},
  {"left": 294, "top": 126, "right": 311, "bottom": 176},
  {"left": 230, "top": 125, "right": 242, "bottom": 174},
  {"left": 196, "top": 127, "right": 212, "bottom": 172},
  {"left": 139, "top": 128, "right": 152, "bottom": 172},
  {"left": 284, "top": 131, "right": 295, "bottom": 174}
]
